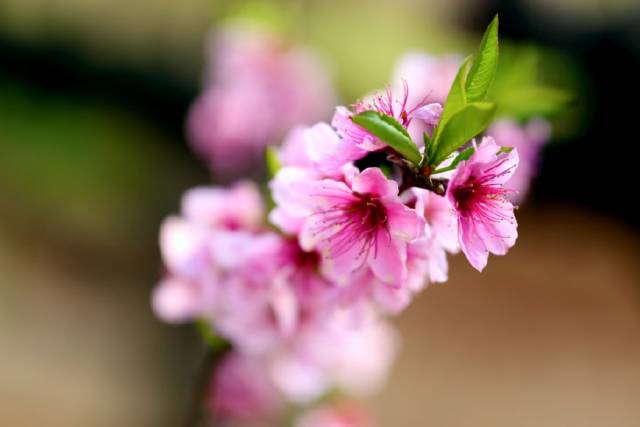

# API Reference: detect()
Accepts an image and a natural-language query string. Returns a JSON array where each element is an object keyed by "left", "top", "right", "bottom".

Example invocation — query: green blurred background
[{"left": 1, "top": 0, "right": 639, "bottom": 426}]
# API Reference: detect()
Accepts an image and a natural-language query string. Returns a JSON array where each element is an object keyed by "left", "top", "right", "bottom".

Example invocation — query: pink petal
[
  {"left": 159, "top": 217, "right": 209, "bottom": 278},
  {"left": 270, "top": 276, "right": 299, "bottom": 337},
  {"left": 385, "top": 202, "right": 425, "bottom": 242},
  {"left": 151, "top": 278, "right": 202, "bottom": 323},
  {"left": 352, "top": 167, "right": 398, "bottom": 197},
  {"left": 411, "top": 102, "right": 443, "bottom": 126},
  {"left": 279, "top": 125, "right": 313, "bottom": 168},
  {"left": 182, "top": 181, "right": 264, "bottom": 229},
  {"left": 316, "top": 228, "right": 370, "bottom": 286},
  {"left": 373, "top": 281, "right": 412, "bottom": 314},
  {"left": 305, "top": 122, "right": 367, "bottom": 172},
  {"left": 367, "top": 230, "right": 407, "bottom": 287},
  {"left": 476, "top": 204, "right": 518, "bottom": 255},
  {"left": 458, "top": 217, "right": 489, "bottom": 272}
]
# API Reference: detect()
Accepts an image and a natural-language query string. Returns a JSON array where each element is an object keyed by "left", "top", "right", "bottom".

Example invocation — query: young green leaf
[
  {"left": 498, "top": 146, "right": 514, "bottom": 154},
  {"left": 428, "top": 56, "right": 473, "bottom": 160},
  {"left": 352, "top": 111, "right": 422, "bottom": 165},
  {"left": 423, "top": 132, "right": 432, "bottom": 156},
  {"left": 451, "top": 146, "right": 475, "bottom": 167},
  {"left": 466, "top": 15, "right": 499, "bottom": 102},
  {"left": 196, "top": 319, "right": 229, "bottom": 352},
  {"left": 431, "top": 146, "right": 475, "bottom": 174},
  {"left": 430, "top": 102, "right": 496, "bottom": 166},
  {"left": 265, "top": 146, "right": 281, "bottom": 178}
]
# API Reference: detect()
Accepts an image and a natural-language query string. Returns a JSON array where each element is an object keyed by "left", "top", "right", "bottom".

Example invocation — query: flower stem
[
  {"left": 399, "top": 167, "right": 448, "bottom": 196},
  {"left": 185, "top": 324, "right": 231, "bottom": 427}
]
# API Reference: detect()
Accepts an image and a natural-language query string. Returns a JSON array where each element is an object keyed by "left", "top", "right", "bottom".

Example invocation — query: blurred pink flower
[
  {"left": 208, "top": 352, "right": 282, "bottom": 424},
  {"left": 412, "top": 187, "right": 459, "bottom": 253},
  {"left": 214, "top": 236, "right": 339, "bottom": 355},
  {"left": 151, "top": 277, "right": 208, "bottom": 323},
  {"left": 488, "top": 118, "right": 551, "bottom": 203},
  {"left": 280, "top": 167, "right": 424, "bottom": 287},
  {"left": 152, "top": 182, "right": 268, "bottom": 324},
  {"left": 269, "top": 313, "right": 399, "bottom": 403},
  {"left": 305, "top": 120, "right": 371, "bottom": 174},
  {"left": 392, "top": 53, "right": 461, "bottom": 106},
  {"left": 391, "top": 53, "right": 461, "bottom": 144},
  {"left": 187, "top": 24, "right": 336, "bottom": 179},
  {"left": 447, "top": 137, "right": 519, "bottom": 271},
  {"left": 318, "top": 86, "right": 442, "bottom": 170}
]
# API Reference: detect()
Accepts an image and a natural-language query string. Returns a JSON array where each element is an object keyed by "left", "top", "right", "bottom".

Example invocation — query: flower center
[
  {"left": 315, "top": 193, "right": 388, "bottom": 262},
  {"left": 453, "top": 174, "right": 512, "bottom": 225},
  {"left": 350, "top": 193, "right": 388, "bottom": 231},
  {"left": 453, "top": 181, "right": 478, "bottom": 213}
]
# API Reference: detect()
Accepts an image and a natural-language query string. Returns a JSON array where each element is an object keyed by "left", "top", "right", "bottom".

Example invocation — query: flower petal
[
  {"left": 352, "top": 167, "right": 398, "bottom": 197},
  {"left": 386, "top": 202, "right": 425, "bottom": 242},
  {"left": 368, "top": 229, "right": 407, "bottom": 287}
]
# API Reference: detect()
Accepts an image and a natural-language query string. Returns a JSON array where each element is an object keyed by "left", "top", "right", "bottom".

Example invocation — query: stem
[
  {"left": 185, "top": 343, "right": 217, "bottom": 427},
  {"left": 185, "top": 325, "right": 231, "bottom": 427},
  {"left": 431, "top": 165, "right": 457, "bottom": 175},
  {"left": 399, "top": 166, "right": 448, "bottom": 196}
]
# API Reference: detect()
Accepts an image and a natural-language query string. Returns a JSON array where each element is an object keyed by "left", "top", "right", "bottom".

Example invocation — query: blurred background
[{"left": 1, "top": 0, "right": 639, "bottom": 425}]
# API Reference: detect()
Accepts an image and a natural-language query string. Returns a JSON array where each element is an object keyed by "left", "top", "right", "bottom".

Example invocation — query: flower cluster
[
  {"left": 154, "top": 16, "right": 559, "bottom": 426},
  {"left": 392, "top": 52, "right": 550, "bottom": 203},
  {"left": 155, "top": 88, "right": 518, "bottom": 423},
  {"left": 153, "top": 179, "right": 399, "bottom": 416},
  {"left": 187, "top": 23, "right": 336, "bottom": 179}
]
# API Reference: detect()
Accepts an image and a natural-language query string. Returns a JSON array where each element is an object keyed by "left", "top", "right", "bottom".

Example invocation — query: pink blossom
[
  {"left": 306, "top": 121, "right": 371, "bottom": 174},
  {"left": 411, "top": 188, "right": 459, "bottom": 253},
  {"left": 352, "top": 83, "right": 438, "bottom": 129},
  {"left": 337, "top": 189, "right": 459, "bottom": 309},
  {"left": 392, "top": 53, "right": 461, "bottom": 106},
  {"left": 152, "top": 182, "right": 267, "bottom": 324},
  {"left": 269, "top": 313, "right": 398, "bottom": 403},
  {"left": 151, "top": 277, "right": 207, "bottom": 323},
  {"left": 217, "top": 237, "right": 340, "bottom": 353},
  {"left": 488, "top": 118, "right": 551, "bottom": 202},
  {"left": 287, "top": 167, "right": 424, "bottom": 287},
  {"left": 334, "top": 269, "right": 413, "bottom": 315},
  {"left": 392, "top": 53, "right": 461, "bottom": 144},
  {"left": 208, "top": 352, "right": 282, "bottom": 424},
  {"left": 182, "top": 181, "right": 265, "bottom": 230},
  {"left": 269, "top": 160, "right": 359, "bottom": 235},
  {"left": 312, "top": 84, "right": 442, "bottom": 171},
  {"left": 187, "top": 23, "right": 336, "bottom": 179},
  {"left": 447, "top": 137, "right": 519, "bottom": 271},
  {"left": 278, "top": 126, "right": 315, "bottom": 169},
  {"left": 269, "top": 166, "right": 319, "bottom": 235},
  {"left": 404, "top": 188, "right": 459, "bottom": 289}
]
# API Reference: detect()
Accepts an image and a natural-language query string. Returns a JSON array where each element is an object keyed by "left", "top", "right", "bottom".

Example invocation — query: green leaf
[
  {"left": 352, "top": 111, "right": 421, "bottom": 165},
  {"left": 451, "top": 146, "right": 475, "bottom": 167},
  {"left": 466, "top": 15, "right": 499, "bottom": 102},
  {"left": 431, "top": 102, "right": 496, "bottom": 166},
  {"left": 265, "top": 146, "right": 281, "bottom": 178},
  {"left": 495, "top": 86, "right": 573, "bottom": 119},
  {"left": 196, "top": 319, "right": 229, "bottom": 352},
  {"left": 422, "top": 132, "right": 432, "bottom": 155},
  {"left": 431, "top": 146, "right": 475, "bottom": 174},
  {"left": 428, "top": 56, "right": 472, "bottom": 160}
]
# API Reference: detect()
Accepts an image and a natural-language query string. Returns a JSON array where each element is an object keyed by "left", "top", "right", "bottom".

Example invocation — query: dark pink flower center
[
  {"left": 316, "top": 193, "right": 389, "bottom": 261},
  {"left": 453, "top": 159, "right": 515, "bottom": 225}
]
